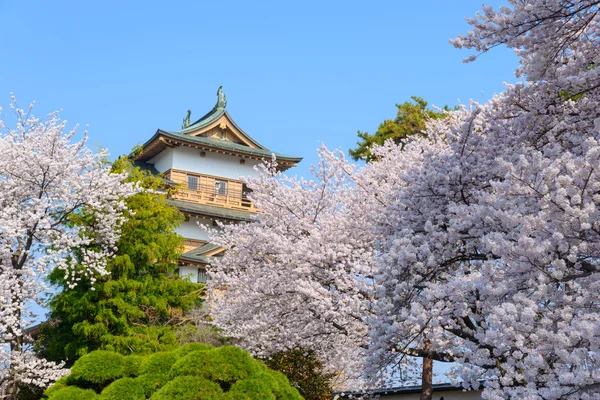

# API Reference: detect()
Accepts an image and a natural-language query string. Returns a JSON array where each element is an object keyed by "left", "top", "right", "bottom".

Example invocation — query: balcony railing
[{"left": 165, "top": 169, "right": 257, "bottom": 212}]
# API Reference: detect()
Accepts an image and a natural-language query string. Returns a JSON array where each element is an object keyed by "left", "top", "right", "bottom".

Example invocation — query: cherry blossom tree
[
  {"left": 0, "top": 99, "right": 137, "bottom": 399},
  {"left": 207, "top": 2, "right": 600, "bottom": 398},
  {"left": 208, "top": 151, "right": 376, "bottom": 386},
  {"left": 368, "top": 1, "right": 600, "bottom": 399}
]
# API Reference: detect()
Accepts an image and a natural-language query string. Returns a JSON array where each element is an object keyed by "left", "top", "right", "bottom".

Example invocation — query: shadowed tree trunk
[{"left": 420, "top": 338, "right": 433, "bottom": 400}]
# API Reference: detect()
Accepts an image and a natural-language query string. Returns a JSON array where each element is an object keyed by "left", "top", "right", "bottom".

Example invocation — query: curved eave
[
  {"left": 181, "top": 109, "right": 267, "bottom": 150},
  {"left": 179, "top": 254, "right": 212, "bottom": 266},
  {"left": 132, "top": 130, "right": 303, "bottom": 170},
  {"left": 167, "top": 199, "right": 257, "bottom": 222}
]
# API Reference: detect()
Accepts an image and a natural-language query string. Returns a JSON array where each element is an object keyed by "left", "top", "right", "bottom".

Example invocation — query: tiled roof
[
  {"left": 133, "top": 92, "right": 302, "bottom": 166},
  {"left": 167, "top": 199, "right": 256, "bottom": 222},
  {"left": 180, "top": 252, "right": 212, "bottom": 265},
  {"left": 180, "top": 243, "right": 222, "bottom": 265},
  {"left": 156, "top": 129, "right": 302, "bottom": 162},
  {"left": 181, "top": 108, "right": 266, "bottom": 150},
  {"left": 193, "top": 243, "right": 221, "bottom": 254}
]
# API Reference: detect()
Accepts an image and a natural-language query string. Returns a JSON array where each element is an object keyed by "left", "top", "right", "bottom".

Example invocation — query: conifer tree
[
  {"left": 349, "top": 96, "right": 449, "bottom": 162},
  {"left": 38, "top": 158, "right": 201, "bottom": 366}
]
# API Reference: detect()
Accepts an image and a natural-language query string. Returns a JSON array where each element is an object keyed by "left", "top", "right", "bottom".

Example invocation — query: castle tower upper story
[{"left": 132, "top": 87, "right": 302, "bottom": 282}]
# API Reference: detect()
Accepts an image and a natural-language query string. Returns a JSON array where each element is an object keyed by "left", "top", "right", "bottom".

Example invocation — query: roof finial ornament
[
  {"left": 216, "top": 86, "right": 227, "bottom": 110},
  {"left": 182, "top": 109, "right": 192, "bottom": 129}
]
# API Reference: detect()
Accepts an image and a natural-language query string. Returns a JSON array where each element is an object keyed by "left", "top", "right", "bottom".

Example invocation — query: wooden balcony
[{"left": 164, "top": 169, "right": 257, "bottom": 213}]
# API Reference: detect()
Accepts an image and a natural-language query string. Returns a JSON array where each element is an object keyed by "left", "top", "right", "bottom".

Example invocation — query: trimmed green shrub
[
  {"left": 149, "top": 376, "right": 222, "bottom": 400},
  {"left": 99, "top": 378, "right": 145, "bottom": 400},
  {"left": 45, "top": 345, "right": 303, "bottom": 399},
  {"left": 173, "top": 342, "right": 213, "bottom": 357},
  {"left": 139, "top": 352, "right": 178, "bottom": 375},
  {"left": 46, "top": 386, "right": 99, "bottom": 399},
  {"left": 169, "top": 346, "right": 257, "bottom": 383},
  {"left": 67, "top": 351, "right": 125, "bottom": 390},
  {"left": 134, "top": 374, "right": 169, "bottom": 397},
  {"left": 43, "top": 376, "right": 68, "bottom": 398},
  {"left": 261, "top": 371, "right": 304, "bottom": 399},
  {"left": 124, "top": 355, "right": 144, "bottom": 377},
  {"left": 226, "top": 378, "right": 276, "bottom": 399}
]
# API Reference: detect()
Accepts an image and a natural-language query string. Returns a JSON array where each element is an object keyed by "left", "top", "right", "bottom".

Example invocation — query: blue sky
[{"left": 0, "top": 0, "right": 519, "bottom": 178}]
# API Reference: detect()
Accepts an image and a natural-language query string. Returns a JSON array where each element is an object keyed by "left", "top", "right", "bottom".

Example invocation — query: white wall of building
[
  {"left": 171, "top": 147, "right": 261, "bottom": 180},
  {"left": 178, "top": 266, "right": 199, "bottom": 283},
  {"left": 149, "top": 148, "right": 174, "bottom": 174},
  {"left": 175, "top": 218, "right": 216, "bottom": 241}
]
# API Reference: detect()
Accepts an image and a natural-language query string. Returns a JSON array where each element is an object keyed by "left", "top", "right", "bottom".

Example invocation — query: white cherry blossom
[{"left": 0, "top": 100, "right": 137, "bottom": 399}]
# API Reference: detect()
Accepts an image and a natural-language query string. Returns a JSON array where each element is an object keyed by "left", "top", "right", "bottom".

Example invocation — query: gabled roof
[
  {"left": 180, "top": 243, "right": 224, "bottom": 265},
  {"left": 133, "top": 87, "right": 302, "bottom": 169},
  {"left": 192, "top": 243, "right": 222, "bottom": 256},
  {"left": 181, "top": 106, "right": 266, "bottom": 149}
]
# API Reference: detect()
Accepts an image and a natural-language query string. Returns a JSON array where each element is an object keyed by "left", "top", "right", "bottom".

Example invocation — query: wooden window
[
  {"left": 214, "top": 180, "right": 227, "bottom": 195},
  {"left": 198, "top": 269, "right": 210, "bottom": 284},
  {"left": 188, "top": 175, "right": 198, "bottom": 191}
]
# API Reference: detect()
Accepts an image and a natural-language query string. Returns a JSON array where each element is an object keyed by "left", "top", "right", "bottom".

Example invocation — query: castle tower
[{"left": 132, "top": 87, "right": 302, "bottom": 282}]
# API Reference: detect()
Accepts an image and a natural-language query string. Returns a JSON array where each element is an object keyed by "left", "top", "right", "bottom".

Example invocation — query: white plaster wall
[
  {"left": 149, "top": 148, "right": 174, "bottom": 173},
  {"left": 178, "top": 266, "right": 198, "bottom": 283},
  {"left": 175, "top": 218, "right": 216, "bottom": 241},
  {"left": 171, "top": 147, "right": 261, "bottom": 180}
]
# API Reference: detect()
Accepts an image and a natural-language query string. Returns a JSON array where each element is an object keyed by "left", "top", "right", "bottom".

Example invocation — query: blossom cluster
[
  {"left": 0, "top": 102, "right": 137, "bottom": 396},
  {"left": 208, "top": 152, "right": 375, "bottom": 385},
  {"left": 209, "top": 1, "right": 600, "bottom": 398}
]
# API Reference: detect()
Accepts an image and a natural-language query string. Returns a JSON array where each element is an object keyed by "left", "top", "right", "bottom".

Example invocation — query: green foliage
[
  {"left": 263, "top": 348, "right": 334, "bottom": 400},
  {"left": 67, "top": 351, "right": 126, "bottom": 388},
  {"left": 349, "top": 96, "right": 451, "bottom": 162},
  {"left": 99, "top": 378, "right": 145, "bottom": 400},
  {"left": 45, "top": 386, "right": 99, "bottom": 400},
  {"left": 150, "top": 376, "right": 223, "bottom": 400},
  {"left": 45, "top": 346, "right": 302, "bottom": 400},
  {"left": 138, "top": 352, "right": 179, "bottom": 375},
  {"left": 124, "top": 355, "right": 145, "bottom": 377},
  {"left": 225, "top": 378, "right": 276, "bottom": 400},
  {"left": 39, "top": 157, "right": 201, "bottom": 365},
  {"left": 133, "top": 374, "right": 169, "bottom": 397},
  {"left": 174, "top": 311, "right": 228, "bottom": 347},
  {"left": 261, "top": 370, "right": 307, "bottom": 400},
  {"left": 169, "top": 346, "right": 257, "bottom": 383},
  {"left": 42, "top": 378, "right": 68, "bottom": 399},
  {"left": 173, "top": 342, "right": 214, "bottom": 356}
]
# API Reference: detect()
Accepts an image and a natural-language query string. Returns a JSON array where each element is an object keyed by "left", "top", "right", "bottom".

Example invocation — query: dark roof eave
[
  {"left": 167, "top": 199, "right": 257, "bottom": 222},
  {"left": 134, "top": 130, "right": 302, "bottom": 165},
  {"left": 179, "top": 254, "right": 211, "bottom": 265}
]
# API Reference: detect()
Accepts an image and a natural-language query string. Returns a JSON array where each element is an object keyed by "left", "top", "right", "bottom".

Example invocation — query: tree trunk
[{"left": 420, "top": 339, "right": 433, "bottom": 400}]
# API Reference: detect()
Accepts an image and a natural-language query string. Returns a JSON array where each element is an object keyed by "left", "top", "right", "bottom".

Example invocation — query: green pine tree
[
  {"left": 349, "top": 96, "right": 450, "bottom": 162},
  {"left": 38, "top": 157, "right": 201, "bottom": 366}
]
